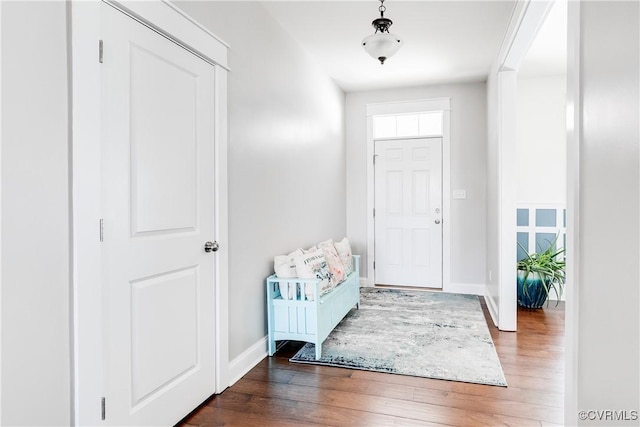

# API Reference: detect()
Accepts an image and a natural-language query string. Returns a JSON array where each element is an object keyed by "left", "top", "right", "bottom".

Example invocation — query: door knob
[
  {"left": 204, "top": 241, "right": 219, "bottom": 253},
  {"left": 435, "top": 219, "right": 441, "bottom": 224}
]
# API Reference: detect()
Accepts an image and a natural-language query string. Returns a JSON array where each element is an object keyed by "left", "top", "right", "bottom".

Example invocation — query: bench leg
[
  {"left": 268, "top": 335, "right": 276, "bottom": 357},
  {"left": 315, "top": 342, "right": 322, "bottom": 360}
]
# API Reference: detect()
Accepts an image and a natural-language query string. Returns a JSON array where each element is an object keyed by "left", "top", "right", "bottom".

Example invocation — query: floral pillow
[
  {"left": 318, "top": 239, "right": 346, "bottom": 286},
  {"left": 334, "top": 237, "right": 353, "bottom": 275},
  {"left": 295, "top": 249, "right": 333, "bottom": 301}
]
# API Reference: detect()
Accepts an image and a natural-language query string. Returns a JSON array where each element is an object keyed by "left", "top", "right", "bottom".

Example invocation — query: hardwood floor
[{"left": 179, "top": 299, "right": 565, "bottom": 426}]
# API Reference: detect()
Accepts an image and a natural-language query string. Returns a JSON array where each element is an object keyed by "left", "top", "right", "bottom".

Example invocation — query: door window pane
[
  {"left": 419, "top": 112, "right": 443, "bottom": 135},
  {"left": 396, "top": 114, "right": 420, "bottom": 137},
  {"left": 374, "top": 111, "right": 444, "bottom": 138},
  {"left": 373, "top": 116, "right": 396, "bottom": 138}
]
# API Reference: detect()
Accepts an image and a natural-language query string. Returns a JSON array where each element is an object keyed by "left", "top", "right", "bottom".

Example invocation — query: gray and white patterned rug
[{"left": 290, "top": 288, "right": 507, "bottom": 386}]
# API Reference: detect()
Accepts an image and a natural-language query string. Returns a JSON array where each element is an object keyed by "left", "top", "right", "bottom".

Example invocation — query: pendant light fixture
[{"left": 361, "top": 0, "right": 403, "bottom": 65}]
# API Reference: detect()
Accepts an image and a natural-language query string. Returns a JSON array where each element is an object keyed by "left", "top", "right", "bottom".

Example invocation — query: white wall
[
  {"left": 345, "top": 83, "right": 487, "bottom": 288},
  {"left": 177, "top": 1, "right": 346, "bottom": 361},
  {"left": 568, "top": 2, "right": 639, "bottom": 424},
  {"left": 0, "top": 2, "right": 71, "bottom": 425},
  {"left": 516, "top": 75, "right": 566, "bottom": 204}
]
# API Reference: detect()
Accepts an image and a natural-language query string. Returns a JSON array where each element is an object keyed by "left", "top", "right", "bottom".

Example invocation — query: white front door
[
  {"left": 102, "top": 4, "right": 217, "bottom": 425},
  {"left": 374, "top": 138, "right": 443, "bottom": 288}
]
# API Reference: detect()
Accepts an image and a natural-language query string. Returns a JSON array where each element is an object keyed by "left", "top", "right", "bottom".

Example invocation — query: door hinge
[
  {"left": 99, "top": 218, "right": 104, "bottom": 242},
  {"left": 373, "top": 155, "right": 379, "bottom": 164},
  {"left": 373, "top": 261, "right": 376, "bottom": 269},
  {"left": 101, "top": 397, "right": 106, "bottom": 421},
  {"left": 99, "top": 40, "right": 104, "bottom": 63},
  {"left": 373, "top": 208, "right": 376, "bottom": 218}
]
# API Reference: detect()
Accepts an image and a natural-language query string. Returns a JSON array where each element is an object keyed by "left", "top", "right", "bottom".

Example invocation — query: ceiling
[{"left": 262, "top": 1, "right": 516, "bottom": 92}]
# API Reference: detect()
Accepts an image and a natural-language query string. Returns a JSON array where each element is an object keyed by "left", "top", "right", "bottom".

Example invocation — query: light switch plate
[{"left": 453, "top": 190, "right": 467, "bottom": 199}]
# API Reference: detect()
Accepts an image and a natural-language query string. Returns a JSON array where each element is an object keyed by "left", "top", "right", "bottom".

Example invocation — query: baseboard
[
  {"left": 359, "top": 277, "right": 373, "bottom": 287},
  {"left": 361, "top": 280, "right": 484, "bottom": 294},
  {"left": 228, "top": 335, "right": 268, "bottom": 387},
  {"left": 484, "top": 287, "right": 499, "bottom": 327},
  {"left": 444, "top": 282, "right": 485, "bottom": 295}
]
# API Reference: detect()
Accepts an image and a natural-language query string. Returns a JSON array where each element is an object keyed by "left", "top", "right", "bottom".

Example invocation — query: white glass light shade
[{"left": 362, "top": 33, "right": 403, "bottom": 64}]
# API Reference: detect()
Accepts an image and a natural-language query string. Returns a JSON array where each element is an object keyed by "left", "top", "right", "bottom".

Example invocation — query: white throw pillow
[
  {"left": 318, "top": 239, "right": 346, "bottom": 286},
  {"left": 274, "top": 249, "right": 303, "bottom": 300},
  {"left": 334, "top": 237, "right": 353, "bottom": 275},
  {"left": 295, "top": 249, "right": 333, "bottom": 301}
]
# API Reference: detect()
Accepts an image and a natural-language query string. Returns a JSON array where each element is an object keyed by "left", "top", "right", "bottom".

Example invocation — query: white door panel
[
  {"left": 102, "top": 4, "right": 216, "bottom": 425},
  {"left": 130, "top": 43, "right": 198, "bottom": 234},
  {"left": 130, "top": 267, "right": 199, "bottom": 404},
  {"left": 374, "top": 138, "right": 443, "bottom": 288}
]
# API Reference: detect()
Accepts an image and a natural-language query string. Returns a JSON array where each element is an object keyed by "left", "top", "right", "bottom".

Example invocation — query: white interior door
[
  {"left": 101, "top": 4, "right": 217, "bottom": 425},
  {"left": 374, "top": 138, "right": 443, "bottom": 288}
]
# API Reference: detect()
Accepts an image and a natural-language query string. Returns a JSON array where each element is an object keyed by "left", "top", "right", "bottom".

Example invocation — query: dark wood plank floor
[{"left": 179, "top": 298, "right": 565, "bottom": 426}]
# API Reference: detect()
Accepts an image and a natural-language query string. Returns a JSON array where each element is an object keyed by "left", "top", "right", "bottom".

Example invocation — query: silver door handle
[
  {"left": 435, "top": 219, "right": 441, "bottom": 224},
  {"left": 204, "top": 241, "right": 219, "bottom": 253}
]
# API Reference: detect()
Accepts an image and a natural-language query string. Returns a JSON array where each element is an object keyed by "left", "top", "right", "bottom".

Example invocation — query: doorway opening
[{"left": 515, "top": 0, "right": 568, "bottom": 307}]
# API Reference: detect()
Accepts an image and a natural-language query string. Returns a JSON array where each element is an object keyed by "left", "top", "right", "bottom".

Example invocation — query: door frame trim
[
  {"left": 564, "top": 1, "right": 581, "bottom": 423},
  {"left": 0, "top": 3, "right": 3, "bottom": 423},
  {"left": 365, "top": 98, "right": 451, "bottom": 290},
  {"left": 70, "top": 2, "right": 229, "bottom": 424}
]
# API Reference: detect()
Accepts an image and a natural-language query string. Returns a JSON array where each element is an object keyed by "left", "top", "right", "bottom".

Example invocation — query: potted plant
[{"left": 517, "top": 235, "right": 566, "bottom": 308}]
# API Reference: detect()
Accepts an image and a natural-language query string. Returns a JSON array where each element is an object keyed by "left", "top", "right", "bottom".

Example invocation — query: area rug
[{"left": 290, "top": 288, "right": 507, "bottom": 386}]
